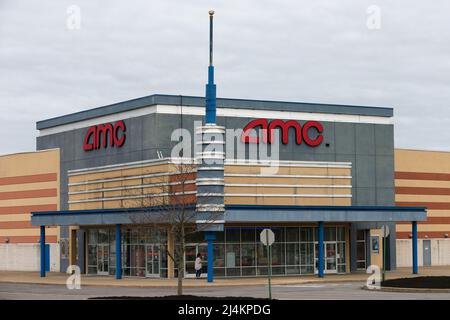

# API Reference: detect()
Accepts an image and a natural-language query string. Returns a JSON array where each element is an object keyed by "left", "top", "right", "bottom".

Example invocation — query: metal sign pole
[
  {"left": 260, "top": 228, "right": 274, "bottom": 300},
  {"left": 266, "top": 230, "right": 272, "bottom": 300},
  {"left": 382, "top": 229, "right": 386, "bottom": 282}
]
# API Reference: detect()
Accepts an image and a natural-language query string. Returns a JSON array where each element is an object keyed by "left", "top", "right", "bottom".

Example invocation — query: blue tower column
[
  {"left": 205, "top": 10, "right": 217, "bottom": 125},
  {"left": 318, "top": 221, "right": 324, "bottom": 278},
  {"left": 205, "top": 66, "right": 216, "bottom": 124},
  {"left": 40, "top": 226, "right": 46, "bottom": 277},
  {"left": 205, "top": 231, "right": 216, "bottom": 282},
  {"left": 412, "top": 221, "right": 418, "bottom": 274},
  {"left": 116, "top": 224, "right": 122, "bottom": 279}
]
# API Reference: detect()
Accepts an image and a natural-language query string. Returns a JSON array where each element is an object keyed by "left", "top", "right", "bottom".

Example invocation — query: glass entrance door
[
  {"left": 145, "top": 244, "right": 160, "bottom": 277},
  {"left": 185, "top": 244, "right": 208, "bottom": 278},
  {"left": 314, "top": 242, "right": 337, "bottom": 274},
  {"left": 325, "top": 242, "right": 337, "bottom": 273},
  {"left": 97, "top": 244, "right": 109, "bottom": 275}
]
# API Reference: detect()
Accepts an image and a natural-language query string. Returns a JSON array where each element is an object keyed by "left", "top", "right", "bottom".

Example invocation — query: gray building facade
[{"left": 36, "top": 94, "right": 398, "bottom": 272}]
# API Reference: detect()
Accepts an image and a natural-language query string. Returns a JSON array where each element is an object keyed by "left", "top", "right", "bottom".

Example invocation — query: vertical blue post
[
  {"left": 205, "top": 11, "right": 216, "bottom": 125},
  {"left": 412, "top": 221, "right": 418, "bottom": 274},
  {"left": 318, "top": 221, "right": 324, "bottom": 278},
  {"left": 116, "top": 224, "right": 122, "bottom": 279},
  {"left": 205, "top": 231, "right": 216, "bottom": 282},
  {"left": 40, "top": 226, "right": 46, "bottom": 277}
]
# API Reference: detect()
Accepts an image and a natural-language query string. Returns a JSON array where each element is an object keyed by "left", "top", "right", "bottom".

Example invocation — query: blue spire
[{"left": 205, "top": 10, "right": 216, "bottom": 124}]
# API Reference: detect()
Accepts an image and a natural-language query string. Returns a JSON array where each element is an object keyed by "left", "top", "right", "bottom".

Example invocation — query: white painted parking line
[
  {"left": 272, "top": 283, "right": 355, "bottom": 288},
  {"left": 272, "top": 284, "right": 326, "bottom": 288}
]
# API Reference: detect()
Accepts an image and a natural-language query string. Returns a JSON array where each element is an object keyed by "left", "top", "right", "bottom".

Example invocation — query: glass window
[
  {"left": 271, "top": 243, "right": 285, "bottom": 266},
  {"left": 241, "top": 227, "right": 255, "bottom": 242},
  {"left": 225, "top": 228, "right": 240, "bottom": 243},
  {"left": 256, "top": 244, "right": 269, "bottom": 266},
  {"left": 325, "top": 227, "right": 336, "bottom": 241},
  {"left": 257, "top": 266, "right": 268, "bottom": 276},
  {"left": 242, "top": 267, "right": 256, "bottom": 276},
  {"left": 300, "top": 243, "right": 314, "bottom": 266},
  {"left": 357, "top": 241, "right": 366, "bottom": 260},
  {"left": 285, "top": 227, "right": 299, "bottom": 242},
  {"left": 272, "top": 227, "right": 284, "bottom": 243},
  {"left": 226, "top": 268, "right": 241, "bottom": 277},
  {"left": 286, "top": 265, "right": 300, "bottom": 275},
  {"left": 160, "top": 246, "right": 168, "bottom": 269},
  {"left": 225, "top": 244, "right": 240, "bottom": 268},
  {"left": 186, "top": 230, "right": 203, "bottom": 243},
  {"left": 214, "top": 268, "right": 225, "bottom": 277},
  {"left": 241, "top": 244, "right": 255, "bottom": 267},
  {"left": 286, "top": 243, "right": 300, "bottom": 265},
  {"left": 300, "top": 265, "right": 314, "bottom": 274},
  {"left": 337, "top": 226, "right": 346, "bottom": 241},
  {"left": 214, "top": 244, "right": 225, "bottom": 268},
  {"left": 98, "top": 229, "right": 109, "bottom": 243},
  {"left": 122, "top": 229, "right": 131, "bottom": 245},
  {"left": 300, "top": 227, "right": 314, "bottom": 242},
  {"left": 137, "top": 228, "right": 146, "bottom": 244},
  {"left": 108, "top": 267, "right": 116, "bottom": 276},
  {"left": 215, "top": 230, "right": 225, "bottom": 242},
  {"left": 131, "top": 229, "right": 139, "bottom": 244},
  {"left": 88, "top": 229, "right": 97, "bottom": 245},
  {"left": 87, "top": 245, "right": 97, "bottom": 271},
  {"left": 337, "top": 242, "right": 346, "bottom": 265},
  {"left": 272, "top": 266, "right": 285, "bottom": 275}
]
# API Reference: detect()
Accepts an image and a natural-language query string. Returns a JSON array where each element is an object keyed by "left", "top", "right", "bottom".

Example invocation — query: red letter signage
[
  {"left": 83, "top": 120, "right": 126, "bottom": 151},
  {"left": 242, "top": 119, "right": 323, "bottom": 147}
]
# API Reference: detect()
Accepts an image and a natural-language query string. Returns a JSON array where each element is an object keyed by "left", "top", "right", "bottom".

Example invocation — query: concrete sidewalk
[{"left": 0, "top": 266, "right": 449, "bottom": 288}]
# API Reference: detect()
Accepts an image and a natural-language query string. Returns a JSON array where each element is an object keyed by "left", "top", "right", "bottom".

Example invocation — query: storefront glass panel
[{"left": 87, "top": 227, "right": 167, "bottom": 278}]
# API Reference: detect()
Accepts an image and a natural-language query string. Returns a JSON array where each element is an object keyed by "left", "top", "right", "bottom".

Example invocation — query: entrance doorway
[
  {"left": 185, "top": 244, "right": 208, "bottom": 278},
  {"left": 314, "top": 242, "right": 337, "bottom": 274},
  {"left": 97, "top": 244, "right": 109, "bottom": 275},
  {"left": 145, "top": 244, "right": 161, "bottom": 277}
]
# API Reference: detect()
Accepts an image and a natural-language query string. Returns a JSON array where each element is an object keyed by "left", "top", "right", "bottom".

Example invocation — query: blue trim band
[{"left": 225, "top": 204, "right": 427, "bottom": 212}]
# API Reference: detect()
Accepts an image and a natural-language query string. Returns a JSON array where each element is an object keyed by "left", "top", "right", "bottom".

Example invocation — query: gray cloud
[{"left": 0, "top": 0, "right": 449, "bottom": 154}]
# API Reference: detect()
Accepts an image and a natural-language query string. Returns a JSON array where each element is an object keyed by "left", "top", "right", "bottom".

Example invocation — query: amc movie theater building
[
  {"left": 19, "top": 91, "right": 438, "bottom": 280},
  {"left": 1, "top": 94, "right": 450, "bottom": 280}
]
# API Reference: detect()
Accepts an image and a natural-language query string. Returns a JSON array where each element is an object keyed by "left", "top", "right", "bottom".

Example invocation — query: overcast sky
[{"left": 0, "top": 0, "right": 449, "bottom": 155}]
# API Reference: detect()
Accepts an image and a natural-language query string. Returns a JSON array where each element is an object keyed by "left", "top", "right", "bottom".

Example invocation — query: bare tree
[{"left": 127, "top": 158, "right": 222, "bottom": 295}]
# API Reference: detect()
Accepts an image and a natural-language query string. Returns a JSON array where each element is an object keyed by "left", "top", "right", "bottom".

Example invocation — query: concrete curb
[
  {"left": 0, "top": 277, "right": 367, "bottom": 289},
  {"left": 363, "top": 285, "right": 450, "bottom": 293}
]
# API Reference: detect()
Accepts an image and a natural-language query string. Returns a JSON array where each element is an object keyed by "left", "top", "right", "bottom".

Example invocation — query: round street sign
[{"left": 260, "top": 229, "right": 275, "bottom": 246}]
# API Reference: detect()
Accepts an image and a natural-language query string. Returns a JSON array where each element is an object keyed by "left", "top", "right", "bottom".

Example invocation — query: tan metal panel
[
  {"left": 395, "top": 179, "right": 450, "bottom": 188},
  {"left": 395, "top": 194, "right": 450, "bottom": 202},
  {"left": 0, "top": 227, "right": 58, "bottom": 237},
  {"left": 397, "top": 224, "right": 450, "bottom": 232},
  {"left": 395, "top": 149, "right": 450, "bottom": 174}
]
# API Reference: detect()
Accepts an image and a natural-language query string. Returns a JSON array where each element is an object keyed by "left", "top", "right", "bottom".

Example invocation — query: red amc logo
[
  {"left": 242, "top": 119, "right": 323, "bottom": 146},
  {"left": 83, "top": 120, "right": 126, "bottom": 151}
]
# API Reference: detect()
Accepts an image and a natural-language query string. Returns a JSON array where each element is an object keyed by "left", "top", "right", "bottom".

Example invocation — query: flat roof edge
[{"left": 36, "top": 94, "right": 394, "bottom": 130}]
